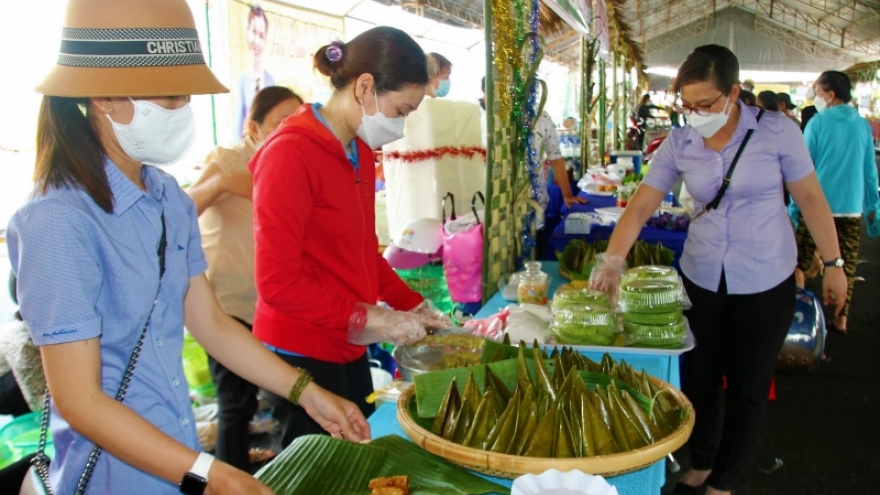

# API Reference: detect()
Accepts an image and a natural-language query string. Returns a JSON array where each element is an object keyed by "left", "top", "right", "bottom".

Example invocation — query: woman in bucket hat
[{"left": 6, "top": 1, "right": 369, "bottom": 494}]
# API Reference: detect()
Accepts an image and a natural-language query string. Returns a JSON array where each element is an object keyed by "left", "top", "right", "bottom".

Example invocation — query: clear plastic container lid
[
  {"left": 623, "top": 308, "right": 684, "bottom": 326},
  {"left": 553, "top": 304, "right": 617, "bottom": 326},
  {"left": 618, "top": 279, "right": 682, "bottom": 312},
  {"left": 623, "top": 319, "right": 687, "bottom": 340},
  {"left": 621, "top": 265, "right": 680, "bottom": 285},
  {"left": 551, "top": 289, "right": 610, "bottom": 311}
]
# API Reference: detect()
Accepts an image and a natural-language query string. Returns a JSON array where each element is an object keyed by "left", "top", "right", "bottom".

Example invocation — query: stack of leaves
[
  {"left": 557, "top": 238, "right": 675, "bottom": 281},
  {"left": 255, "top": 434, "right": 509, "bottom": 495},
  {"left": 413, "top": 340, "right": 686, "bottom": 459}
]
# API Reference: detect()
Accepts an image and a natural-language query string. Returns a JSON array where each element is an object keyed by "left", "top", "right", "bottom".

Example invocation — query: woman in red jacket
[{"left": 249, "top": 27, "right": 452, "bottom": 446}]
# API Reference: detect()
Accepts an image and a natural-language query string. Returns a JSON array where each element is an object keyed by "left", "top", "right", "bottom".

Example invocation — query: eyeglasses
[{"left": 675, "top": 93, "right": 726, "bottom": 116}]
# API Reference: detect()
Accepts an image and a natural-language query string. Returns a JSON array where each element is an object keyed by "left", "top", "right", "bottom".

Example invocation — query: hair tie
[{"left": 326, "top": 40, "right": 343, "bottom": 63}]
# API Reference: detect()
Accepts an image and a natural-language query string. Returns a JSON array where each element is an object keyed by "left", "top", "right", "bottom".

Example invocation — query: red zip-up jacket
[{"left": 248, "top": 104, "right": 423, "bottom": 363}]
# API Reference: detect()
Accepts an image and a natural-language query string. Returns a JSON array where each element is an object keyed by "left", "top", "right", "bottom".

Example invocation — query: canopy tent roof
[
  {"left": 644, "top": 6, "right": 850, "bottom": 72},
  {"left": 368, "top": 0, "right": 880, "bottom": 72},
  {"left": 623, "top": 0, "right": 880, "bottom": 71},
  {"left": 275, "top": 0, "right": 879, "bottom": 72}
]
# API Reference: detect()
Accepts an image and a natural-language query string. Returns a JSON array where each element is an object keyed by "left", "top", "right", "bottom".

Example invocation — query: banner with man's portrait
[{"left": 228, "top": 0, "right": 343, "bottom": 138}]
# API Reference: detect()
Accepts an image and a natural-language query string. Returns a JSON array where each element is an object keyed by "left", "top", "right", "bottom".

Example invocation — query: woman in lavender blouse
[{"left": 592, "top": 45, "right": 847, "bottom": 495}]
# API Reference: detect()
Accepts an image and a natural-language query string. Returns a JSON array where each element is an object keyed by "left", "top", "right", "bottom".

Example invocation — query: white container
[
  {"left": 564, "top": 213, "right": 593, "bottom": 234},
  {"left": 512, "top": 469, "right": 618, "bottom": 495},
  {"left": 369, "top": 359, "right": 393, "bottom": 391},
  {"left": 595, "top": 206, "right": 626, "bottom": 223}
]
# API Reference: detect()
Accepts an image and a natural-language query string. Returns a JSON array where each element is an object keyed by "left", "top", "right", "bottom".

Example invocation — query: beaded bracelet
[{"left": 287, "top": 367, "right": 313, "bottom": 406}]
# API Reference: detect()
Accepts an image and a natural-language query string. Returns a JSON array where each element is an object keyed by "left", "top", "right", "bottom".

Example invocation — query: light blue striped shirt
[{"left": 6, "top": 157, "right": 207, "bottom": 494}]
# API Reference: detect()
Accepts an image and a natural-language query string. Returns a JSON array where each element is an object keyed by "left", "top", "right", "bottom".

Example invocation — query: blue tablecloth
[
  {"left": 548, "top": 191, "right": 688, "bottom": 267},
  {"left": 546, "top": 184, "right": 572, "bottom": 221}
]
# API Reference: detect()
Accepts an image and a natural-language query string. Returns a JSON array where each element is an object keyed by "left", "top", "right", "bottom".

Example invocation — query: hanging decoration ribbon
[
  {"left": 490, "top": 0, "right": 544, "bottom": 264},
  {"left": 492, "top": 0, "right": 515, "bottom": 120},
  {"left": 516, "top": 0, "right": 543, "bottom": 262},
  {"left": 384, "top": 146, "right": 487, "bottom": 163}
]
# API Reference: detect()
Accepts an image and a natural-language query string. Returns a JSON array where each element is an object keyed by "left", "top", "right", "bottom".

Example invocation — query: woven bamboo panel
[{"left": 397, "top": 379, "right": 695, "bottom": 479}]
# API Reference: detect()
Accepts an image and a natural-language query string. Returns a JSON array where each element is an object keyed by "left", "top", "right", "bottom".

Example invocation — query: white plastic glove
[
  {"left": 409, "top": 300, "right": 456, "bottom": 330},
  {"left": 588, "top": 253, "right": 626, "bottom": 306},
  {"left": 347, "top": 303, "right": 426, "bottom": 346}
]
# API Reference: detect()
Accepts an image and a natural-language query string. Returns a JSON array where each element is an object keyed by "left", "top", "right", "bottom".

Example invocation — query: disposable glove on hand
[
  {"left": 588, "top": 253, "right": 626, "bottom": 306},
  {"left": 410, "top": 300, "right": 456, "bottom": 330},
  {"left": 347, "top": 303, "right": 426, "bottom": 346}
]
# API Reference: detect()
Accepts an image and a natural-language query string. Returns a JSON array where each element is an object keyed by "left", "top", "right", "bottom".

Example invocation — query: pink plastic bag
[{"left": 441, "top": 192, "right": 484, "bottom": 303}]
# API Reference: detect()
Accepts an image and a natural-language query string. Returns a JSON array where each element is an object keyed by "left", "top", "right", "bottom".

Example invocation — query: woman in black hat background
[{"left": 6, "top": 1, "right": 369, "bottom": 494}]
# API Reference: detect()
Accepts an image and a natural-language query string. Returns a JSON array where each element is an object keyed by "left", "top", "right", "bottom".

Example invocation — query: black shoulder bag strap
[
  {"left": 33, "top": 214, "right": 167, "bottom": 495},
  {"left": 698, "top": 109, "right": 765, "bottom": 217}
]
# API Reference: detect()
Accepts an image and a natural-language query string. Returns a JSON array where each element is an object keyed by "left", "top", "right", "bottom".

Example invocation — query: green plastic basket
[{"left": 0, "top": 411, "right": 54, "bottom": 469}]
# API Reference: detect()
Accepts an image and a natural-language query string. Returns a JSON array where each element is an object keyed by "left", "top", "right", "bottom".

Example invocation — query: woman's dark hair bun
[
  {"left": 313, "top": 43, "right": 342, "bottom": 78},
  {"left": 312, "top": 27, "right": 427, "bottom": 94}
]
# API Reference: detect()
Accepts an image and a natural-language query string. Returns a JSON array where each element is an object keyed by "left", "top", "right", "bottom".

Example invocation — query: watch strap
[
  {"left": 189, "top": 452, "right": 214, "bottom": 480},
  {"left": 823, "top": 257, "right": 845, "bottom": 268}
]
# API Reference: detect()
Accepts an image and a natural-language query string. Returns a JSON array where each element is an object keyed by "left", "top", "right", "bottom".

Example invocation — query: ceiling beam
[
  {"left": 545, "top": 30, "right": 580, "bottom": 51},
  {"left": 750, "top": 9, "right": 857, "bottom": 62},
  {"left": 398, "top": 0, "right": 484, "bottom": 28},
  {"left": 844, "top": 33, "right": 880, "bottom": 55},
  {"left": 731, "top": 0, "right": 878, "bottom": 55},
  {"left": 640, "top": 0, "right": 721, "bottom": 40},
  {"left": 815, "top": 0, "right": 879, "bottom": 24},
  {"left": 644, "top": 12, "right": 714, "bottom": 53}
]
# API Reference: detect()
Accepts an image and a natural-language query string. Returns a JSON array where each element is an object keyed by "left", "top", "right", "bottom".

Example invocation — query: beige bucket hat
[{"left": 36, "top": 0, "right": 228, "bottom": 97}]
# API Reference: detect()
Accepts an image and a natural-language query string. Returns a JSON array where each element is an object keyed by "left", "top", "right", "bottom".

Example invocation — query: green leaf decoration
[{"left": 255, "top": 434, "right": 511, "bottom": 495}]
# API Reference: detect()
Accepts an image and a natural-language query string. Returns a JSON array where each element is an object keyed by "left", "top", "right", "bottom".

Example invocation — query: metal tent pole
[{"left": 598, "top": 58, "right": 606, "bottom": 166}]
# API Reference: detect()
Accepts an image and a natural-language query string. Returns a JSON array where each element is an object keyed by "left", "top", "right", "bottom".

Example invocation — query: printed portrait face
[{"left": 247, "top": 14, "right": 268, "bottom": 60}]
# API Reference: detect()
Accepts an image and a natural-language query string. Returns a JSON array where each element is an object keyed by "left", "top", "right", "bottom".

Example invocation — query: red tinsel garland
[{"left": 384, "top": 146, "right": 487, "bottom": 163}]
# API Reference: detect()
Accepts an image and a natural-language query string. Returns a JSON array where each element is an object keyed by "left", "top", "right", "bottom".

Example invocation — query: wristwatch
[
  {"left": 823, "top": 257, "right": 845, "bottom": 268},
  {"left": 179, "top": 452, "right": 213, "bottom": 495}
]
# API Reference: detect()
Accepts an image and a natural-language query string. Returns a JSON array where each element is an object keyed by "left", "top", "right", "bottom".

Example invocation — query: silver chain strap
[
  {"left": 33, "top": 214, "right": 166, "bottom": 495},
  {"left": 33, "top": 392, "right": 53, "bottom": 492},
  {"left": 33, "top": 322, "right": 151, "bottom": 495}
]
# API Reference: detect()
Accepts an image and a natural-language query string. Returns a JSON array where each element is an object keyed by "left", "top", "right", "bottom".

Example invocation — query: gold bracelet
[{"left": 287, "top": 367, "right": 313, "bottom": 406}]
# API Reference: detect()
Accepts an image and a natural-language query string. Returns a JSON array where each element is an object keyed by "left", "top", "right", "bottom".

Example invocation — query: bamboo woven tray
[{"left": 397, "top": 378, "right": 694, "bottom": 479}]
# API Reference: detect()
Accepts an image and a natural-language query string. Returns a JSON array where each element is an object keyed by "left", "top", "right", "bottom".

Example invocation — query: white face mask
[
  {"left": 108, "top": 99, "right": 196, "bottom": 166},
  {"left": 356, "top": 93, "right": 405, "bottom": 149},
  {"left": 813, "top": 94, "right": 828, "bottom": 112},
  {"left": 687, "top": 96, "right": 733, "bottom": 139}
]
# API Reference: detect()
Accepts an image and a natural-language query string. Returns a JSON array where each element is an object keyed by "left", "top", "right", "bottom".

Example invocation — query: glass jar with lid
[{"left": 517, "top": 261, "right": 550, "bottom": 305}]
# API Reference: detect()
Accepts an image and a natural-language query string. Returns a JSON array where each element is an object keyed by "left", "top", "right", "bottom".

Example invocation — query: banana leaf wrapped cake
[{"left": 402, "top": 340, "right": 692, "bottom": 477}]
